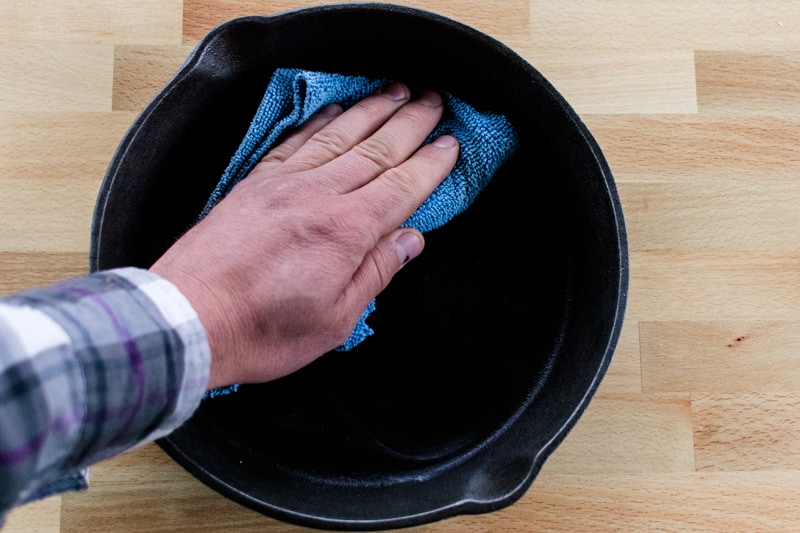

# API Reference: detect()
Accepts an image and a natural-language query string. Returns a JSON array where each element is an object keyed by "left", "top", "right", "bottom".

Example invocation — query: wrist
[{"left": 149, "top": 261, "right": 238, "bottom": 391}]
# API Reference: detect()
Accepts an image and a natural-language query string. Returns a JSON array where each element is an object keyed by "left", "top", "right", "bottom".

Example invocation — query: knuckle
[
  {"left": 365, "top": 181, "right": 421, "bottom": 221},
  {"left": 258, "top": 147, "right": 289, "bottom": 167},
  {"left": 352, "top": 95, "right": 391, "bottom": 118},
  {"left": 362, "top": 166, "right": 425, "bottom": 221},
  {"left": 252, "top": 155, "right": 285, "bottom": 175},
  {"left": 307, "top": 127, "right": 350, "bottom": 158},
  {"left": 352, "top": 134, "right": 399, "bottom": 170},
  {"left": 398, "top": 103, "right": 438, "bottom": 125},
  {"left": 369, "top": 245, "right": 396, "bottom": 289},
  {"left": 381, "top": 165, "right": 422, "bottom": 200}
]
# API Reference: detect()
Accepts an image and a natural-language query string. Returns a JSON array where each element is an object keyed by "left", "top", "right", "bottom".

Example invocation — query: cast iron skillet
[{"left": 90, "top": 3, "right": 628, "bottom": 530}]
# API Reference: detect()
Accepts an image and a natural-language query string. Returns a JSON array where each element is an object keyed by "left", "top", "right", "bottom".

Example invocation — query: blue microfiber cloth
[{"left": 204, "top": 68, "right": 518, "bottom": 397}]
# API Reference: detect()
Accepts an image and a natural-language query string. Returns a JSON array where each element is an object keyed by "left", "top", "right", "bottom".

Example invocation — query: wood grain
[
  {"left": 0, "top": 44, "right": 114, "bottom": 112},
  {"left": 59, "top": 446, "right": 281, "bottom": 533},
  {"left": 0, "top": 0, "right": 182, "bottom": 45},
  {"left": 0, "top": 252, "right": 88, "bottom": 296},
  {"left": 3, "top": 0, "right": 800, "bottom": 531},
  {"left": 621, "top": 181, "right": 800, "bottom": 252},
  {"left": 0, "top": 112, "right": 135, "bottom": 180},
  {"left": 522, "top": 472, "right": 800, "bottom": 532},
  {"left": 629, "top": 252, "right": 800, "bottom": 321},
  {"left": 3, "top": 497, "right": 61, "bottom": 533},
  {"left": 0, "top": 177, "right": 97, "bottom": 253},
  {"left": 693, "top": 393, "right": 800, "bottom": 471},
  {"left": 584, "top": 115, "right": 800, "bottom": 182},
  {"left": 596, "top": 320, "right": 642, "bottom": 395},
  {"left": 113, "top": 46, "right": 194, "bottom": 112},
  {"left": 529, "top": 1, "right": 800, "bottom": 52},
  {"left": 696, "top": 51, "right": 800, "bottom": 115},
  {"left": 641, "top": 321, "right": 800, "bottom": 393},
  {"left": 0, "top": 112, "right": 133, "bottom": 253},
  {"left": 521, "top": 52, "right": 698, "bottom": 115},
  {"left": 543, "top": 394, "right": 696, "bottom": 474}
]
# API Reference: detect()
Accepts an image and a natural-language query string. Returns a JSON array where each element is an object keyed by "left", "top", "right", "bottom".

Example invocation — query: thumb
[{"left": 344, "top": 229, "right": 424, "bottom": 311}]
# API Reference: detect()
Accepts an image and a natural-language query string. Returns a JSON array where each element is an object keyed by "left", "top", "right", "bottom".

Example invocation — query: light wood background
[{"left": 2, "top": 0, "right": 800, "bottom": 531}]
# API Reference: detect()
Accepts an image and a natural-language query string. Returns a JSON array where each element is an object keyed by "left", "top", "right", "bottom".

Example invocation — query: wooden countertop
[{"left": 2, "top": 1, "right": 800, "bottom": 531}]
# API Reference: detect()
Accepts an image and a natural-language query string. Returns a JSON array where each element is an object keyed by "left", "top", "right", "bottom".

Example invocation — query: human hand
[{"left": 150, "top": 83, "right": 459, "bottom": 390}]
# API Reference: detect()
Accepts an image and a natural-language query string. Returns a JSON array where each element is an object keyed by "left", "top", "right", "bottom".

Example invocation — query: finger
[
  {"left": 252, "top": 103, "right": 343, "bottom": 174},
  {"left": 342, "top": 228, "right": 425, "bottom": 313},
  {"left": 315, "top": 91, "right": 446, "bottom": 193},
  {"left": 279, "top": 82, "right": 411, "bottom": 172},
  {"left": 351, "top": 135, "right": 459, "bottom": 235}
]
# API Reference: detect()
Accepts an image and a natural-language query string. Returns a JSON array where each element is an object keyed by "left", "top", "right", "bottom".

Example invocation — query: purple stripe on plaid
[
  {"left": 0, "top": 383, "right": 201, "bottom": 467},
  {"left": 0, "top": 409, "right": 84, "bottom": 465},
  {"left": 0, "top": 268, "right": 210, "bottom": 511},
  {"left": 66, "top": 286, "right": 146, "bottom": 447}
]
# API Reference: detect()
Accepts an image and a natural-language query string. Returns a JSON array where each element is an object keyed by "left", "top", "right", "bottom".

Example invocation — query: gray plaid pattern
[{"left": 0, "top": 268, "right": 209, "bottom": 513}]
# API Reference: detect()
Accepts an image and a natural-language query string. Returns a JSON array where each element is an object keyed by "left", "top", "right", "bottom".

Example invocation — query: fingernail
[
  {"left": 380, "top": 82, "right": 409, "bottom": 101},
  {"left": 432, "top": 135, "right": 457, "bottom": 148},
  {"left": 416, "top": 91, "right": 443, "bottom": 107},
  {"left": 396, "top": 232, "right": 423, "bottom": 265},
  {"left": 319, "top": 103, "right": 343, "bottom": 117}
]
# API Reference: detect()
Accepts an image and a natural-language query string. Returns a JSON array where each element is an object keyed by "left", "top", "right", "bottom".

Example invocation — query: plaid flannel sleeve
[{"left": 0, "top": 267, "right": 210, "bottom": 514}]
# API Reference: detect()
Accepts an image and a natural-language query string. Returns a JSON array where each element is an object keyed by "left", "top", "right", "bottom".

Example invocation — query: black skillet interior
[{"left": 90, "top": 3, "right": 627, "bottom": 530}]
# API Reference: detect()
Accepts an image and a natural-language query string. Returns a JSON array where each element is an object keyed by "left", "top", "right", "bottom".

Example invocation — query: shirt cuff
[
  {"left": 112, "top": 268, "right": 211, "bottom": 441},
  {"left": 1, "top": 267, "right": 210, "bottom": 510}
]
